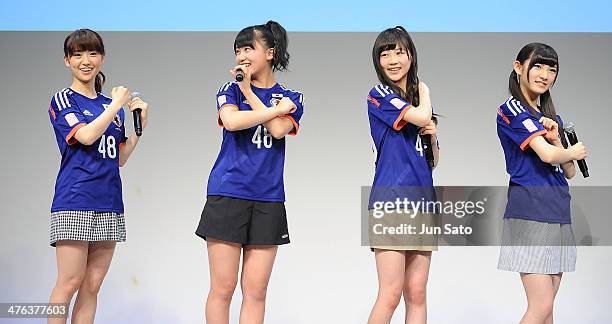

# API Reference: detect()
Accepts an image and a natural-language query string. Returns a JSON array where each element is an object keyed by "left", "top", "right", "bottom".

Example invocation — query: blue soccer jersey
[
  {"left": 497, "top": 96, "right": 570, "bottom": 223},
  {"left": 367, "top": 84, "right": 435, "bottom": 209},
  {"left": 206, "top": 82, "right": 304, "bottom": 202},
  {"left": 48, "top": 88, "right": 128, "bottom": 213}
]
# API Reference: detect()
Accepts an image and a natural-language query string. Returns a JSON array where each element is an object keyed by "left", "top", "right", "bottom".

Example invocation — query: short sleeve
[
  {"left": 280, "top": 90, "right": 304, "bottom": 136},
  {"left": 367, "top": 84, "right": 411, "bottom": 131},
  {"left": 48, "top": 90, "right": 86, "bottom": 145},
  {"left": 215, "top": 82, "right": 239, "bottom": 127},
  {"left": 497, "top": 98, "right": 546, "bottom": 151}
]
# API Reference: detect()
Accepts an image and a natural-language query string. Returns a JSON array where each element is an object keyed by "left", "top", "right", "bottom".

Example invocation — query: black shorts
[{"left": 195, "top": 195, "right": 290, "bottom": 245}]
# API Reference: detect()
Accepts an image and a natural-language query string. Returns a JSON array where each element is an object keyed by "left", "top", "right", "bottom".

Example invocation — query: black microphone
[
  {"left": 421, "top": 116, "right": 438, "bottom": 169},
  {"left": 129, "top": 92, "right": 143, "bottom": 137},
  {"left": 563, "top": 122, "right": 589, "bottom": 178},
  {"left": 235, "top": 69, "right": 244, "bottom": 82}
]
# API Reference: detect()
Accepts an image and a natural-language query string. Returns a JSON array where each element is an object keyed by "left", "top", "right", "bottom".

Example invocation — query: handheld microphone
[
  {"left": 422, "top": 135, "right": 434, "bottom": 168},
  {"left": 421, "top": 115, "right": 438, "bottom": 169},
  {"left": 563, "top": 122, "right": 589, "bottom": 178},
  {"left": 129, "top": 92, "right": 143, "bottom": 137},
  {"left": 235, "top": 69, "right": 244, "bottom": 82}
]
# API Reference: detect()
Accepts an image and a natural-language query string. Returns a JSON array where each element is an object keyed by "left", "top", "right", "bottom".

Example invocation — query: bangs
[
  {"left": 374, "top": 29, "right": 411, "bottom": 58},
  {"left": 234, "top": 27, "right": 256, "bottom": 51},
  {"left": 64, "top": 29, "right": 104, "bottom": 56},
  {"left": 528, "top": 46, "right": 558, "bottom": 69}
]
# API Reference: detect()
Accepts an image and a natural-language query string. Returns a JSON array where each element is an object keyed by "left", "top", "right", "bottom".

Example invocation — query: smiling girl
[
  {"left": 366, "top": 26, "right": 439, "bottom": 324},
  {"left": 195, "top": 21, "right": 303, "bottom": 324},
  {"left": 47, "top": 29, "right": 149, "bottom": 324},
  {"left": 496, "top": 42, "right": 587, "bottom": 324}
]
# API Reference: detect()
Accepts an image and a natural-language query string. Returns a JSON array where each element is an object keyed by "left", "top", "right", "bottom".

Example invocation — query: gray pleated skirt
[
  {"left": 498, "top": 218, "right": 576, "bottom": 274},
  {"left": 50, "top": 211, "right": 126, "bottom": 247}
]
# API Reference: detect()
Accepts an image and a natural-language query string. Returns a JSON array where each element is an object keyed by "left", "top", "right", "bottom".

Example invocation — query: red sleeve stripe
[
  {"left": 280, "top": 115, "right": 299, "bottom": 136},
  {"left": 519, "top": 130, "right": 547, "bottom": 151},
  {"left": 65, "top": 123, "right": 86, "bottom": 145},
  {"left": 217, "top": 104, "right": 239, "bottom": 127},
  {"left": 498, "top": 107, "right": 510, "bottom": 124},
  {"left": 49, "top": 106, "right": 57, "bottom": 120},
  {"left": 367, "top": 95, "right": 380, "bottom": 107},
  {"left": 392, "top": 105, "right": 411, "bottom": 131}
]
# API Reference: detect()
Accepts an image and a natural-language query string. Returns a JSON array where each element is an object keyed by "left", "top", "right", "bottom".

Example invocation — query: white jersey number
[
  {"left": 98, "top": 135, "right": 117, "bottom": 159},
  {"left": 252, "top": 125, "right": 273, "bottom": 149},
  {"left": 415, "top": 136, "right": 424, "bottom": 157}
]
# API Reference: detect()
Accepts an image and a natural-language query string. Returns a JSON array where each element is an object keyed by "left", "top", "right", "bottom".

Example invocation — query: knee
[
  {"left": 210, "top": 277, "right": 238, "bottom": 302},
  {"left": 55, "top": 274, "right": 85, "bottom": 296},
  {"left": 378, "top": 286, "right": 403, "bottom": 311},
  {"left": 404, "top": 285, "right": 427, "bottom": 306},
  {"left": 241, "top": 281, "right": 268, "bottom": 303},
  {"left": 540, "top": 300, "right": 554, "bottom": 318},
  {"left": 80, "top": 272, "right": 107, "bottom": 295},
  {"left": 530, "top": 298, "right": 554, "bottom": 318}
]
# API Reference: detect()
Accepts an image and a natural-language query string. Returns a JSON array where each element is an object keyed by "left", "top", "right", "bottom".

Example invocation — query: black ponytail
[
  {"left": 265, "top": 20, "right": 290, "bottom": 71},
  {"left": 95, "top": 71, "right": 105, "bottom": 93},
  {"left": 234, "top": 20, "right": 290, "bottom": 72}
]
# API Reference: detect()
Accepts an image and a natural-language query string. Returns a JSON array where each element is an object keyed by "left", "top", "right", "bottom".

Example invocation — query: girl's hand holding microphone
[
  {"left": 128, "top": 93, "right": 149, "bottom": 131},
  {"left": 569, "top": 142, "right": 587, "bottom": 161},
  {"left": 231, "top": 64, "right": 251, "bottom": 90}
]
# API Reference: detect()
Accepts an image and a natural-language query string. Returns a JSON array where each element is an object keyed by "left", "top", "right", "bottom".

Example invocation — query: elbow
[
  {"left": 269, "top": 128, "right": 286, "bottom": 140},
  {"left": 118, "top": 152, "right": 126, "bottom": 167},
  {"left": 412, "top": 115, "right": 431, "bottom": 127},
  {"left": 539, "top": 154, "right": 553, "bottom": 164},
  {"left": 119, "top": 150, "right": 128, "bottom": 167},
  {"left": 407, "top": 110, "right": 432, "bottom": 127},
  {"left": 74, "top": 130, "right": 97, "bottom": 146},
  {"left": 78, "top": 135, "right": 96, "bottom": 146},
  {"left": 416, "top": 109, "right": 433, "bottom": 127},
  {"left": 222, "top": 119, "right": 238, "bottom": 131},
  {"left": 540, "top": 155, "right": 551, "bottom": 163},
  {"left": 219, "top": 113, "right": 238, "bottom": 131}
]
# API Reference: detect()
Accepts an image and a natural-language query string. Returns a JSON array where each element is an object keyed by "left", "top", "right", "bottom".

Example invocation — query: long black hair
[
  {"left": 64, "top": 28, "right": 106, "bottom": 93},
  {"left": 509, "top": 43, "right": 561, "bottom": 123},
  {"left": 234, "top": 20, "right": 290, "bottom": 72},
  {"left": 372, "top": 26, "right": 419, "bottom": 106}
]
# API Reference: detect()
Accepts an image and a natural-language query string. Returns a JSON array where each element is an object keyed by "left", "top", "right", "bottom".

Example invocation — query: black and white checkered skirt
[
  {"left": 49, "top": 211, "right": 126, "bottom": 247},
  {"left": 498, "top": 218, "right": 576, "bottom": 274}
]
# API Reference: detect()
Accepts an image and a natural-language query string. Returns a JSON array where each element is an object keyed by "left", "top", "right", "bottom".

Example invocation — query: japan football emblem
[{"left": 113, "top": 115, "right": 122, "bottom": 127}]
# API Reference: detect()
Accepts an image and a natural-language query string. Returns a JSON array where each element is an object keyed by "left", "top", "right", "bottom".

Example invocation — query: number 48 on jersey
[
  {"left": 98, "top": 135, "right": 117, "bottom": 158},
  {"left": 252, "top": 125, "right": 273, "bottom": 149}
]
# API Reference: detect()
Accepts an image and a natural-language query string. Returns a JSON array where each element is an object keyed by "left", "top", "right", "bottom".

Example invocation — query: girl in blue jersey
[
  {"left": 47, "top": 29, "right": 149, "bottom": 324},
  {"left": 195, "top": 20, "right": 303, "bottom": 324},
  {"left": 496, "top": 43, "right": 587, "bottom": 323},
  {"left": 366, "top": 26, "right": 439, "bottom": 324}
]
